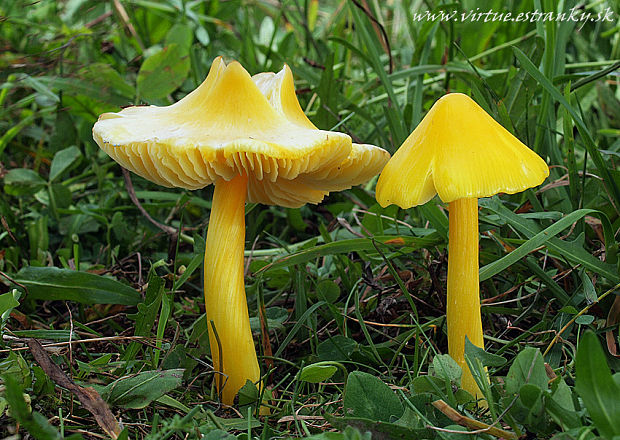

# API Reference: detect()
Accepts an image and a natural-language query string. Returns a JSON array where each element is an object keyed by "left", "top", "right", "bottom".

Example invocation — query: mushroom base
[
  {"left": 204, "top": 174, "right": 260, "bottom": 404},
  {"left": 447, "top": 197, "right": 485, "bottom": 399}
]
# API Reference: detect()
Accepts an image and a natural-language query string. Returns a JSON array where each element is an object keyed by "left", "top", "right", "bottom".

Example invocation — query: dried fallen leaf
[
  {"left": 605, "top": 295, "right": 620, "bottom": 357},
  {"left": 27, "top": 338, "right": 122, "bottom": 438},
  {"left": 432, "top": 399, "right": 517, "bottom": 439},
  {"left": 545, "top": 363, "right": 558, "bottom": 380}
]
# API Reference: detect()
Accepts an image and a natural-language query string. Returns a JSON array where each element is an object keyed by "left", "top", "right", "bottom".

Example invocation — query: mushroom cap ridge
[
  {"left": 376, "top": 93, "right": 549, "bottom": 208},
  {"left": 93, "top": 57, "right": 389, "bottom": 207}
]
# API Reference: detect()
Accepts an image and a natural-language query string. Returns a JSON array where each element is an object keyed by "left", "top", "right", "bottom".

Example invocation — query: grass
[{"left": 0, "top": 0, "right": 619, "bottom": 438}]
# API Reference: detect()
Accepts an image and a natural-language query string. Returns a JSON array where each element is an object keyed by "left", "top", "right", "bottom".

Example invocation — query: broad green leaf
[
  {"left": 137, "top": 44, "right": 190, "bottom": 101},
  {"left": 12, "top": 267, "right": 140, "bottom": 305},
  {"left": 165, "top": 23, "right": 194, "bottom": 53},
  {"left": 0, "top": 290, "right": 20, "bottom": 324},
  {"left": 318, "top": 335, "right": 358, "bottom": 361},
  {"left": 49, "top": 110, "right": 77, "bottom": 150},
  {"left": 505, "top": 382, "right": 545, "bottom": 429},
  {"left": 36, "top": 75, "right": 131, "bottom": 106},
  {"left": 519, "top": 383, "right": 543, "bottom": 409},
  {"left": 317, "top": 279, "right": 340, "bottom": 303},
  {"left": 575, "top": 315, "right": 595, "bottom": 325},
  {"left": 432, "top": 354, "right": 462, "bottom": 383},
  {"left": 581, "top": 270, "right": 598, "bottom": 303},
  {"left": 411, "top": 375, "right": 448, "bottom": 395},
  {"left": 546, "top": 378, "right": 580, "bottom": 430},
  {"left": 160, "top": 345, "right": 188, "bottom": 371},
  {"left": 49, "top": 146, "right": 81, "bottom": 182},
  {"left": 195, "top": 27, "right": 210, "bottom": 45},
  {"left": 464, "top": 337, "right": 507, "bottom": 368},
  {"left": 575, "top": 331, "right": 620, "bottom": 439},
  {"left": 4, "top": 169, "right": 46, "bottom": 196},
  {"left": 464, "top": 338, "right": 506, "bottom": 401},
  {"left": 48, "top": 183, "right": 72, "bottom": 213},
  {"left": 98, "top": 369, "right": 184, "bottom": 409},
  {"left": 343, "top": 371, "right": 404, "bottom": 422},
  {"left": 300, "top": 363, "right": 338, "bottom": 383},
  {"left": 505, "top": 347, "right": 547, "bottom": 395},
  {"left": 237, "top": 379, "right": 259, "bottom": 408},
  {"left": 249, "top": 306, "right": 288, "bottom": 332},
  {"left": 79, "top": 63, "right": 134, "bottom": 100}
]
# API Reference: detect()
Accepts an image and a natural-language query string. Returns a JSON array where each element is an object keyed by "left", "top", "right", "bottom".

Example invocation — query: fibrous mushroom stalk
[
  {"left": 204, "top": 173, "right": 260, "bottom": 404},
  {"left": 447, "top": 197, "right": 485, "bottom": 397}
]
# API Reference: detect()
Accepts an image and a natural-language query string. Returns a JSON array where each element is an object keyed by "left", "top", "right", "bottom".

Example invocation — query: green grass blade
[
  {"left": 480, "top": 208, "right": 596, "bottom": 281},
  {"left": 257, "top": 234, "right": 441, "bottom": 273},
  {"left": 481, "top": 198, "right": 619, "bottom": 282},
  {"left": 513, "top": 47, "right": 620, "bottom": 212},
  {"left": 575, "top": 331, "right": 620, "bottom": 439}
]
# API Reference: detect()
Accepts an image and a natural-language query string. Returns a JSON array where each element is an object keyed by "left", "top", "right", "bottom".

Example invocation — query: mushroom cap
[
  {"left": 376, "top": 93, "right": 549, "bottom": 208},
  {"left": 93, "top": 57, "right": 389, "bottom": 208}
]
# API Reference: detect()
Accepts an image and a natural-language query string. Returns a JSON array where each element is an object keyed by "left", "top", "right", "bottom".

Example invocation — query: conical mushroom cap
[
  {"left": 376, "top": 93, "right": 549, "bottom": 208},
  {"left": 93, "top": 57, "right": 389, "bottom": 207}
]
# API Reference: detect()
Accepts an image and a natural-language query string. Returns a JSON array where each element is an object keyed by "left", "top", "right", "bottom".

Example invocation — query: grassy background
[{"left": 0, "top": 0, "right": 619, "bottom": 438}]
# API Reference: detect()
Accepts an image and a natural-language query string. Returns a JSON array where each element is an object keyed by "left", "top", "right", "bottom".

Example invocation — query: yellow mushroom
[
  {"left": 93, "top": 57, "right": 390, "bottom": 404},
  {"left": 375, "top": 93, "right": 548, "bottom": 398}
]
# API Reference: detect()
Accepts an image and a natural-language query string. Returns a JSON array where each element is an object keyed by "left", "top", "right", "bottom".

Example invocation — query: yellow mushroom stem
[
  {"left": 204, "top": 173, "right": 260, "bottom": 404},
  {"left": 447, "top": 197, "right": 485, "bottom": 398}
]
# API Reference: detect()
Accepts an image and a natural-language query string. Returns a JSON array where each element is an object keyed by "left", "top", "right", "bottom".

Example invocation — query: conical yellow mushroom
[
  {"left": 376, "top": 93, "right": 548, "bottom": 398},
  {"left": 93, "top": 57, "right": 390, "bottom": 404}
]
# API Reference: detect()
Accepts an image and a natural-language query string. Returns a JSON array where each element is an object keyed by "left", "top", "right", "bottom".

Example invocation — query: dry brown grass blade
[
  {"left": 258, "top": 299, "right": 274, "bottom": 373},
  {"left": 27, "top": 338, "right": 122, "bottom": 439},
  {"left": 112, "top": 0, "right": 144, "bottom": 50},
  {"left": 432, "top": 399, "right": 517, "bottom": 439},
  {"left": 605, "top": 294, "right": 620, "bottom": 357},
  {"left": 122, "top": 168, "right": 178, "bottom": 236}
]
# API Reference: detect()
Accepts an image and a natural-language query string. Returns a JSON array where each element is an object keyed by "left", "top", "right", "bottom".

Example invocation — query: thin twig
[
  {"left": 0, "top": 271, "right": 29, "bottom": 296},
  {"left": 349, "top": 0, "right": 393, "bottom": 73},
  {"left": 85, "top": 11, "right": 113, "bottom": 28},
  {"left": 336, "top": 217, "right": 365, "bottom": 238},
  {"left": 122, "top": 168, "right": 177, "bottom": 236},
  {"left": 1, "top": 214, "right": 17, "bottom": 242},
  {"left": 543, "top": 282, "right": 620, "bottom": 356},
  {"left": 0, "top": 335, "right": 157, "bottom": 353}
]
